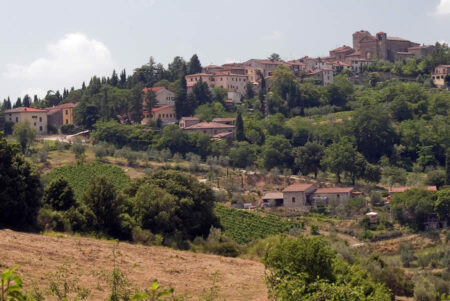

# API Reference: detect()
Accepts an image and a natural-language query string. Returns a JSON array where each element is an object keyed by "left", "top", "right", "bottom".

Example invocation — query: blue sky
[{"left": 1, "top": 0, "right": 449, "bottom": 100}]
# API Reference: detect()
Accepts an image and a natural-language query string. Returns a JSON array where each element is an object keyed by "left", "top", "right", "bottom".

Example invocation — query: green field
[
  {"left": 214, "top": 204, "right": 303, "bottom": 243},
  {"left": 44, "top": 162, "right": 131, "bottom": 200}
]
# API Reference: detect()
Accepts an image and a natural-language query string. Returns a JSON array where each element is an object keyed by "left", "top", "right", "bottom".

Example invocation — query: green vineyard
[
  {"left": 214, "top": 204, "right": 303, "bottom": 243},
  {"left": 45, "top": 162, "right": 131, "bottom": 200}
]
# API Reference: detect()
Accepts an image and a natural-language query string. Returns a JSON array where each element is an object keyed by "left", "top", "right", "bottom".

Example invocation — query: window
[
  {"left": 39, "top": 126, "right": 43, "bottom": 131},
  {"left": 34, "top": 122, "right": 36, "bottom": 126},
  {"left": 66, "top": 119, "right": 69, "bottom": 124},
  {"left": 39, "top": 117, "right": 42, "bottom": 122},
  {"left": 65, "top": 109, "right": 68, "bottom": 114},
  {"left": 292, "top": 197, "right": 296, "bottom": 203},
  {"left": 15, "top": 117, "right": 18, "bottom": 122}
]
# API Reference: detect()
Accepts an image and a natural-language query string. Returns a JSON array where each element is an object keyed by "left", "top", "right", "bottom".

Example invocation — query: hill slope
[{"left": 0, "top": 230, "right": 267, "bottom": 300}]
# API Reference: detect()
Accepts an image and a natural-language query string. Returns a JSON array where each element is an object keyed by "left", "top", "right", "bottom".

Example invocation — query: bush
[
  {"left": 370, "top": 191, "right": 384, "bottom": 206},
  {"left": 399, "top": 241, "right": 415, "bottom": 267},
  {"left": 93, "top": 142, "right": 115, "bottom": 159},
  {"left": 42, "top": 177, "right": 76, "bottom": 211},
  {"left": 37, "top": 147, "right": 48, "bottom": 163},
  {"left": 37, "top": 208, "right": 71, "bottom": 232},
  {"left": 47, "top": 124, "right": 58, "bottom": 134},
  {"left": 61, "top": 124, "right": 76, "bottom": 134}
]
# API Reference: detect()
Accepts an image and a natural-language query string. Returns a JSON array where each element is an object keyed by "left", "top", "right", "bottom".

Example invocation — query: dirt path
[{"left": 0, "top": 230, "right": 267, "bottom": 300}]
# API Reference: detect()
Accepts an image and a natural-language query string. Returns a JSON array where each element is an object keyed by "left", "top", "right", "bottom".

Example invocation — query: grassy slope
[{"left": 0, "top": 230, "right": 267, "bottom": 300}]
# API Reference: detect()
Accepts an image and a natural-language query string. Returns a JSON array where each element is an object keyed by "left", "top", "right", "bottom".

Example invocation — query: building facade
[
  {"left": 432, "top": 65, "right": 450, "bottom": 88},
  {"left": 5, "top": 107, "right": 48, "bottom": 135},
  {"left": 142, "top": 87, "right": 176, "bottom": 107},
  {"left": 45, "top": 103, "right": 76, "bottom": 128}
]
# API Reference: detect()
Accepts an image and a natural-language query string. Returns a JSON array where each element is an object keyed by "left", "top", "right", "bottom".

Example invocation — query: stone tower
[
  {"left": 352, "top": 30, "right": 372, "bottom": 51},
  {"left": 376, "top": 32, "right": 388, "bottom": 60}
]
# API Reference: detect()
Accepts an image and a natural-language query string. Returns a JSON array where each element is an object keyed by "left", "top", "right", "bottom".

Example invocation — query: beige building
[
  {"left": 282, "top": 183, "right": 317, "bottom": 211},
  {"left": 312, "top": 187, "right": 356, "bottom": 206},
  {"left": 179, "top": 116, "right": 200, "bottom": 128},
  {"left": 305, "top": 68, "right": 334, "bottom": 86},
  {"left": 45, "top": 102, "right": 76, "bottom": 128},
  {"left": 183, "top": 121, "right": 235, "bottom": 138},
  {"left": 244, "top": 59, "right": 288, "bottom": 77},
  {"left": 431, "top": 65, "right": 450, "bottom": 88},
  {"left": 142, "top": 105, "right": 176, "bottom": 125},
  {"left": 5, "top": 107, "right": 48, "bottom": 135},
  {"left": 142, "top": 87, "right": 176, "bottom": 107}
]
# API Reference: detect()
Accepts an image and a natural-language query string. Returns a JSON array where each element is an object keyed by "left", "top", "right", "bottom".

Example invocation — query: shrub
[
  {"left": 37, "top": 147, "right": 48, "bottom": 163},
  {"left": 370, "top": 191, "right": 383, "bottom": 206},
  {"left": 37, "top": 208, "right": 71, "bottom": 232},
  {"left": 399, "top": 241, "right": 415, "bottom": 267},
  {"left": 61, "top": 124, "right": 76, "bottom": 134},
  {"left": 42, "top": 177, "right": 76, "bottom": 211}
]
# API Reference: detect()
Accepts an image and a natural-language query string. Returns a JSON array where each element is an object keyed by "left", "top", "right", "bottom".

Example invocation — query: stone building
[
  {"left": 45, "top": 103, "right": 76, "bottom": 129},
  {"left": 282, "top": 183, "right": 316, "bottom": 211},
  {"left": 432, "top": 65, "right": 450, "bottom": 88},
  {"left": 5, "top": 107, "right": 48, "bottom": 135},
  {"left": 142, "top": 105, "right": 176, "bottom": 125},
  {"left": 142, "top": 87, "right": 176, "bottom": 107},
  {"left": 179, "top": 117, "right": 200, "bottom": 128}
]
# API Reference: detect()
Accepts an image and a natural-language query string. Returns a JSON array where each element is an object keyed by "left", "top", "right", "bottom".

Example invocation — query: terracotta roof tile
[
  {"left": 184, "top": 122, "right": 235, "bottom": 130},
  {"left": 5, "top": 107, "right": 46, "bottom": 113},
  {"left": 282, "top": 183, "right": 315, "bottom": 192},
  {"left": 262, "top": 192, "right": 284, "bottom": 199}
]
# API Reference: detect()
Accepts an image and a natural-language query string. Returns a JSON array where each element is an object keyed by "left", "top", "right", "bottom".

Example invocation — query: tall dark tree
[
  {"left": 236, "top": 112, "right": 245, "bottom": 141},
  {"left": 294, "top": 142, "right": 325, "bottom": 178},
  {"left": 74, "top": 102, "right": 99, "bottom": 130},
  {"left": 42, "top": 177, "right": 76, "bottom": 211},
  {"left": 22, "top": 94, "right": 31, "bottom": 107},
  {"left": 188, "top": 54, "right": 202, "bottom": 75},
  {"left": 5, "top": 97, "right": 11, "bottom": 110},
  {"left": 82, "top": 81, "right": 86, "bottom": 90},
  {"left": 14, "top": 97, "right": 22, "bottom": 108},
  {"left": 268, "top": 53, "right": 282, "bottom": 61},
  {"left": 446, "top": 148, "right": 450, "bottom": 186},
  {"left": 191, "top": 80, "right": 212, "bottom": 106},
  {"left": 245, "top": 82, "right": 255, "bottom": 99},
  {"left": 351, "top": 104, "right": 396, "bottom": 163},
  {"left": 175, "top": 66, "right": 188, "bottom": 120},
  {"left": 110, "top": 70, "right": 119, "bottom": 87},
  {"left": 33, "top": 95, "right": 39, "bottom": 104},
  {"left": 0, "top": 133, "right": 42, "bottom": 229},
  {"left": 144, "top": 88, "right": 158, "bottom": 113},
  {"left": 119, "top": 69, "right": 127, "bottom": 88},
  {"left": 129, "top": 84, "right": 144, "bottom": 123},
  {"left": 168, "top": 56, "right": 187, "bottom": 81}
]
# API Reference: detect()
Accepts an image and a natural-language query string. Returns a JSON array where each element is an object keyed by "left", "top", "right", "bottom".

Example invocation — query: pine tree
[
  {"left": 6, "top": 97, "right": 11, "bottom": 109},
  {"left": 188, "top": 54, "right": 202, "bottom": 74},
  {"left": 82, "top": 82, "right": 86, "bottom": 90},
  {"left": 14, "top": 97, "right": 22, "bottom": 108},
  {"left": 236, "top": 111, "right": 245, "bottom": 141},
  {"left": 119, "top": 69, "right": 127, "bottom": 88},
  {"left": 175, "top": 65, "right": 187, "bottom": 119},
  {"left": 33, "top": 95, "right": 38, "bottom": 104},
  {"left": 144, "top": 88, "right": 158, "bottom": 113},
  {"left": 111, "top": 70, "right": 119, "bottom": 87},
  {"left": 22, "top": 95, "right": 31, "bottom": 107},
  {"left": 129, "top": 85, "right": 144, "bottom": 123}
]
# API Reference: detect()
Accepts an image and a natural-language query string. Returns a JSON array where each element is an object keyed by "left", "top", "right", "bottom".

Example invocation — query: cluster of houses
[{"left": 4, "top": 103, "right": 76, "bottom": 135}]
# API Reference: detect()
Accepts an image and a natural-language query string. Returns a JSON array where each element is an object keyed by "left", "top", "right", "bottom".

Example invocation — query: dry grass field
[{"left": 0, "top": 230, "right": 267, "bottom": 300}]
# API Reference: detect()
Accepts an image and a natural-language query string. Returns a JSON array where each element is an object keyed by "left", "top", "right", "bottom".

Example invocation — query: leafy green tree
[
  {"left": 194, "top": 102, "right": 225, "bottom": 121},
  {"left": 229, "top": 141, "right": 259, "bottom": 168},
  {"left": 188, "top": 54, "right": 202, "bottom": 75},
  {"left": 293, "top": 142, "right": 324, "bottom": 178},
  {"left": 391, "top": 188, "right": 436, "bottom": 231},
  {"left": 22, "top": 94, "right": 31, "bottom": 107},
  {"left": 191, "top": 80, "right": 212, "bottom": 106},
  {"left": 133, "top": 183, "right": 178, "bottom": 234},
  {"left": 434, "top": 187, "right": 450, "bottom": 222},
  {"left": 351, "top": 104, "right": 396, "bottom": 163},
  {"left": 0, "top": 133, "right": 42, "bottom": 229},
  {"left": 262, "top": 135, "right": 293, "bottom": 171},
  {"left": 321, "top": 139, "right": 356, "bottom": 183},
  {"left": 235, "top": 112, "right": 245, "bottom": 141},
  {"left": 13, "top": 121, "right": 36, "bottom": 153},
  {"left": 81, "top": 176, "right": 124, "bottom": 236},
  {"left": 74, "top": 102, "right": 99, "bottom": 130},
  {"left": 326, "top": 74, "right": 354, "bottom": 107},
  {"left": 42, "top": 177, "right": 76, "bottom": 211}
]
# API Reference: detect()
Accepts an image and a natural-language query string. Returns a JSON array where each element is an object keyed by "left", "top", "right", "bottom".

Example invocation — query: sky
[{"left": 0, "top": 0, "right": 449, "bottom": 101}]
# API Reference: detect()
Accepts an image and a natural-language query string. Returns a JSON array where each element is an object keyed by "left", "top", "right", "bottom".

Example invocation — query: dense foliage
[{"left": 0, "top": 133, "right": 42, "bottom": 230}]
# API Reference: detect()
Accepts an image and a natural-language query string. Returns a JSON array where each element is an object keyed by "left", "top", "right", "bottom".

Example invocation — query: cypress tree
[
  {"left": 22, "top": 95, "right": 31, "bottom": 107},
  {"left": 175, "top": 65, "right": 187, "bottom": 119},
  {"left": 14, "top": 97, "right": 22, "bottom": 108},
  {"left": 236, "top": 111, "right": 245, "bottom": 141},
  {"left": 188, "top": 54, "right": 202, "bottom": 75},
  {"left": 111, "top": 70, "right": 119, "bottom": 87},
  {"left": 446, "top": 148, "right": 450, "bottom": 186}
]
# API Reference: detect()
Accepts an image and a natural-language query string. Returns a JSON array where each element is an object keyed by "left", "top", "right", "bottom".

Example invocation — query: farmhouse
[
  {"left": 45, "top": 102, "right": 76, "bottom": 129},
  {"left": 5, "top": 107, "right": 48, "bottom": 135},
  {"left": 282, "top": 183, "right": 316, "bottom": 211},
  {"left": 142, "top": 87, "right": 176, "bottom": 107}
]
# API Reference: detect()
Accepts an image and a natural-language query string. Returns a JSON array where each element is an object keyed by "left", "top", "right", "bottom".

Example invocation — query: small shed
[
  {"left": 366, "top": 212, "right": 379, "bottom": 224},
  {"left": 261, "top": 192, "right": 284, "bottom": 207}
]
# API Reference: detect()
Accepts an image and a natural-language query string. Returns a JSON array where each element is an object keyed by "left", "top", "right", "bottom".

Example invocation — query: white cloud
[
  {"left": 262, "top": 31, "right": 283, "bottom": 41},
  {"left": 435, "top": 0, "right": 450, "bottom": 15},
  {"left": 2, "top": 33, "right": 115, "bottom": 98}
]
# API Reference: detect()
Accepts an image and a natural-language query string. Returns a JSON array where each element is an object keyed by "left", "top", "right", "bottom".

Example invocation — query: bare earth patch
[{"left": 0, "top": 230, "right": 267, "bottom": 300}]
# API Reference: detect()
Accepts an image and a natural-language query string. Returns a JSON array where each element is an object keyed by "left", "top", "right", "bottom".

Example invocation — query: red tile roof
[
  {"left": 5, "top": 107, "right": 46, "bottom": 113},
  {"left": 282, "top": 183, "right": 315, "bottom": 193},
  {"left": 330, "top": 45, "right": 354, "bottom": 53},
  {"left": 142, "top": 86, "right": 165, "bottom": 93},
  {"left": 315, "top": 187, "right": 354, "bottom": 194},
  {"left": 151, "top": 105, "right": 172, "bottom": 113},
  {"left": 45, "top": 102, "right": 76, "bottom": 111}
]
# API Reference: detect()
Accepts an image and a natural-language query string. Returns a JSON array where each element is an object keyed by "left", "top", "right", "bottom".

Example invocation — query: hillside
[{"left": 0, "top": 230, "right": 267, "bottom": 300}]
